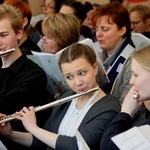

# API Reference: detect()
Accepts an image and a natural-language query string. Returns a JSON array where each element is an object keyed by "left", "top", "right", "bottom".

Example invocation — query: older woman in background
[
  {"left": 35, "top": 0, "right": 66, "bottom": 35},
  {"left": 93, "top": 1, "right": 135, "bottom": 103},
  {"left": 39, "top": 13, "right": 80, "bottom": 53},
  {"left": 129, "top": 5, "right": 150, "bottom": 38}
]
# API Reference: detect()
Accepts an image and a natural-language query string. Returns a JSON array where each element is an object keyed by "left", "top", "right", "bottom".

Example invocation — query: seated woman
[
  {"left": 37, "top": 13, "right": 80, "bottom": 97},
  {"left": 92, "top": 1, "right": 135, "bottom": 103},
  {"left": 0, "top": 43, "right": 121, "bottom": 150},
  {"left": 100, "top": 45, "right": 150, "bottom": 150},
  {"left": 35, "top": 0, "right": 66, "bottom": 36},
  {"left": 40, "top": 13, "right": 80, "bottom": 53}
]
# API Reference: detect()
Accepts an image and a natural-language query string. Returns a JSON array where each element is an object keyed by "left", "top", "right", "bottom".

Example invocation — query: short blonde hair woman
[{"left": 38, "top": 13, "right": 80, "bottom": 53}]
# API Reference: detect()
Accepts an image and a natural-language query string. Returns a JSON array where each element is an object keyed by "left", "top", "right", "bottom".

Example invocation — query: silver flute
[
  {"left": 0, "top": 48, "right": 15, "bottom": 56},
  {"left": 0, "top": 87, "right": 99, "bottom": 124}
]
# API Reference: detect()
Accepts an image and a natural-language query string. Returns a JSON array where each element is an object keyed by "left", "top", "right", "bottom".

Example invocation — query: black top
[
  {"left": 0, "top": 54, "right": 54, "bottom": 150},
  {"left": 19, "top": 37, "right": 41, "bottom": 55},
  {"left": 100, "top": 112, "right": 150, "bottom": 150}
]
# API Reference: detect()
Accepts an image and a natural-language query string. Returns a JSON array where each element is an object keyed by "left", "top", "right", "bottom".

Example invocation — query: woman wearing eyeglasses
[
  {"left": 35, "top": 0, "right": 66, "bottom": 35},
  {"left": 129, "top": 5, "right": 150, "bottom": 38}
]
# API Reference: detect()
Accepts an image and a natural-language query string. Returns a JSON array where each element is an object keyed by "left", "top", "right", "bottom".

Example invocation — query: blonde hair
[
  {"left": 131, "top": 45, "right": 150, "bottom": 71},
  {"left": 42, "top": 13, "right": 80, "bottom": 50},
  {"left": 0, "top": 4, "right": 23, "bottom": 33}
]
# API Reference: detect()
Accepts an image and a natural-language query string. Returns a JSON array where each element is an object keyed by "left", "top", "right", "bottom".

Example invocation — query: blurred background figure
[
  {"left": 129, "top": 4, "right": 150, "bottom": 38},
  {"left": 35, "top": 0, "right": 66, "bottom": 36},
  {"left": 59, "top": 0, "right": 94, "bottom": 41},
  {"left": 82, "top": 2, "right": 101, "bottom": 42}
]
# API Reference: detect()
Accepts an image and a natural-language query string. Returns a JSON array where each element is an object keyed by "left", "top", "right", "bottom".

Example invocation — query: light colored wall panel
[
  {"left": 80, "top": 0, "right": 110, "bottom": 5},
  {"left": 28, "top": 0, "right": 43, "bottom": 16}
]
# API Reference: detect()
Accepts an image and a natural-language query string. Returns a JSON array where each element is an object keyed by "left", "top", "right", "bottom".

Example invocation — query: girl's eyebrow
[
  {"left": 0, "top": 31, "right": 8, "bottom": 34},
  {"left": 63, "top": 68, "right": 87, "bottom": 76},
  {"left": 63, "top": 73, "right": 71, "bottom": 76}
]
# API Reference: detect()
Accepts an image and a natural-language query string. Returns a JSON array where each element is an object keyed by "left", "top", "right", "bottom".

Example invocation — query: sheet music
[
  {"left": 0, "top": 140, "right": 7, "bottom": 150},
  {"left": 111, "top": 125, "right": 150, "bottom": 150},
  {"left": 28, "top": 38, "right": 109, "bottom": 95},
  {"left": 138, "top": 125, "right": 150, "bottom": 142}
]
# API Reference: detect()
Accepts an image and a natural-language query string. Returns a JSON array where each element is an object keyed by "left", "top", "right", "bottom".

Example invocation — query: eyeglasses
[
  {"left": 131, "top": 20, "right": 142, "bottom": 26},
  {"left": 42, "top": 36, "right": 55, "bottom": 44},
  {"left": 41, "top": 4, "right": 55, "bottom": 9}
]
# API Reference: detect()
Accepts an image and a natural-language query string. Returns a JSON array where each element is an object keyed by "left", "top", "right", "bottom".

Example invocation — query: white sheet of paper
[
  {"left": 111, "top": 126, "right": 150, "bottom": 150},
  {"left": 138, "top": 125, "right": 150, "bottom": 142},
  {"left": 0, "top": 140, "right": 7, "bottom": 150}
]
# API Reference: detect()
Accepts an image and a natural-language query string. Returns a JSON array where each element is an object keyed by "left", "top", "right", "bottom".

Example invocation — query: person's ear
[
  {"left": 120, "top": 26, "right": 127, "bottom": 36},
  {"left": 145, "top": 18, "right": 150, "bottom": 26},
  {"left": 93, "top": 62, "right": 98, "bottom": 75},
  {"left": 16, "top": 29, "right": 23, "bottom": 40},
  {"left": 23, "top": 17, "right": 28, "bottom": 29}
]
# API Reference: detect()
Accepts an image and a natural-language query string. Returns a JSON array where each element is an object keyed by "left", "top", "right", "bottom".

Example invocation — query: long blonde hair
[{"left": 131, "top": 45, "right": 150, "bottom": 71}]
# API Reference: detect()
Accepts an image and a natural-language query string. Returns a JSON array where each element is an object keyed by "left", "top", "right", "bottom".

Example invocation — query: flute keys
[{"left": 0, "top": 114, "right": 15, "bottom": 124}]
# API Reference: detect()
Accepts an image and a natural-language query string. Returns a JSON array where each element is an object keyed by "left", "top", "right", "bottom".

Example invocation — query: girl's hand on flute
[{"left": 15, "top": 106, "right": 38, "bottom": 132}]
